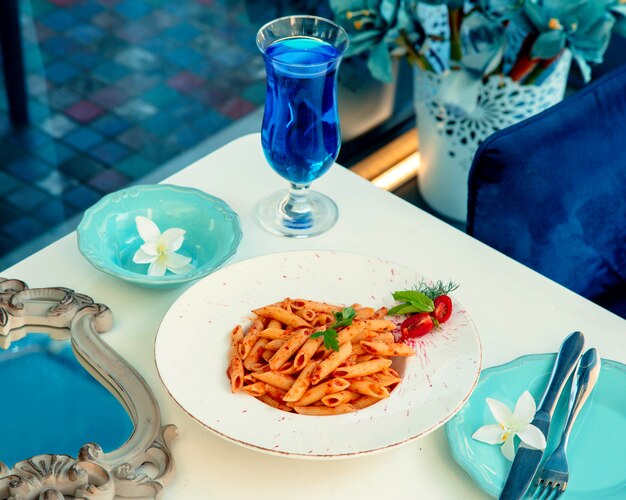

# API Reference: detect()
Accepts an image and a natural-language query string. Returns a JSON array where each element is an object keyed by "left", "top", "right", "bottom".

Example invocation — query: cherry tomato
[
  {"left": 400, "top": 312, "right": 433, "bottom": 339},
  {"left": 433, "top": 295, "right": 453, "bottom": 323}
]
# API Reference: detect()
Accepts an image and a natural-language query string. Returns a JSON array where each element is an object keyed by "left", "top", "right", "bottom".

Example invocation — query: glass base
[{"left": 256, "top": 188, "right": 338, "bottom": 238}]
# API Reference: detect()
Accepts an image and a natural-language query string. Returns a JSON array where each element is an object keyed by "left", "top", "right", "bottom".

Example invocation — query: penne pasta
[
  {"left": 349, "top": 379, "right": 390, "bottom": 399},
  {"left": 294, "top": 308, "right": 316, "bottom": 323},
  {"left": 259, "top": 327, "right": 289, "bottom": 340},
  {"left": 238, "top": 319, "right": 264, "bottom": 359},
  {"left": 371, "top": 307, "right": 389, "bottom": 319},
  {"left": 360, "top": 340, "right": 416, "bottom": 357},
  {"left": 225, "top": 298, "right": 416, "bottom": 415},
  {"left": 333, "top": 358, "right": 392, "bottom": 378},
  {"left": 369, "top": 370, "right": 402, "bottom": 387},
  {"left": 294, "top": 404, "right": 356, "bottom": 416},
  {"left": 227, "top": 355, "right": 244, "bottom": 393},
  {"left": 350, "top": 330, "right": 379, "bottom": 342},
  {"left": 310, "top": 342, "right": 353, "bottom": 385},
  {"left": 288, "top": 299, "right": 342, "bottom": 314},
  {"left": 321, "top": 390, "right": 361, "bottom": 407},
  {"left": 243, "top": 337, "right": 269, "bottom": 371},
  {"left": 283, "top": 361, "right": 317, "bottom": 402},
  {"left": 291, "top": 377, "right": 350, "bottom": 407},
  {"left": 352, "top": 395, "right": 381, "bottom": 410},
  {"left": 265, "top": 338, "right": 285, "bottom": 350},
  {"left": 251, "top": 371, "right": 295, "bottom": 391},
  {"left": 293, "top": 334, "right": 324, "bottom": 370},
  {"left": 311, "top": 312, "right": 334, "bottom": 327},
  {"left": 371, "top": 333, "right": 395, "bottom": 343},
  {"left": 335, "top": 323, "right": 366, "bottom": 345},
  {"left": 354, "top": 307, "right": 375, "bottom": 319},
  {"left": 267, "top": 319, "right": 282, "bottom": 329},
  {"left": 252, "top": 305, "right": 311, "bottom": 328},
  {"left": 230, "top": 325, "right": 244, "bottom": 345},
  {"left": 269, "top": 328, "right": 311, "bottom": 370},
  {"left": 275, "top": 361, "right": 301, "bottom": 375},
  {"left": 360, "top": 319, "right": 396, "bottom": 332},
  {"left": 261, "top": 349, "right": 275, "bottom": 363},
  {"left": 227, "top": 325, "right": 245, "bottom": 392},
  {"left": 243, "top": 381, "right": 267, "bottom": 397}
]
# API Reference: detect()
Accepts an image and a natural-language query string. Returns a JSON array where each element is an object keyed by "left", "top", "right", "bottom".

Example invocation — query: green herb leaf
[
  {"left": 311, "top": 328, "right": 340, "bottom": 350},
  {"left": 310, "top": 307, "right": 355, "bottom": 352},
  {"left": 388, "top": 303, "right": 425, "bottom": 315},
  {"left": 391, "top": 290, "right": 434, "bottom": 312},
  {"left": 322, "top": 329, "right": 339, "bottom": 351},
  {"left": 333, "top": 306, "right": 356, "bottom": 329}
]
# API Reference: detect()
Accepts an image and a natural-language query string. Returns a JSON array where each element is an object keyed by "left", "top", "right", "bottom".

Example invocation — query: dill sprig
[{"left": 414, "top": 279, "right": 459, "bottom": 301}]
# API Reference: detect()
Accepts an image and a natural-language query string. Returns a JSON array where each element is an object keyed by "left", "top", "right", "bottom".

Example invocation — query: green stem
[
  {"left": 448, "top": 7, "right": 463, "bottom": 63},
  {"left": 523, "top": 64, "right": 545, "bottom": 86},
  {"left": 398, "top": 30, "right": 434, "bottom": 72},
  {"left": 524, "top": 54, "right": 559, "bottom": 86}
]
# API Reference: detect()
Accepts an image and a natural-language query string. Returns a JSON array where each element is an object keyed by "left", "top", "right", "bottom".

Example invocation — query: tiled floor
[{"left": 0, "top": 0, "right": 268, "bottom": 268}]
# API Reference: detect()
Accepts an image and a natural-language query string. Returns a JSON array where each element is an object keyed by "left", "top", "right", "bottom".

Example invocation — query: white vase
[
  {"left": 413, "top": 51, "right": 572, "bottom": 222},
  {"left": 338, "top": 57, "right": 398, "bottom": 142}
]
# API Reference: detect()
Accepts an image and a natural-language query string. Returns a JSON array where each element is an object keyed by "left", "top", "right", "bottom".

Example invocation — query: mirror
[
  {"left": 0, "top": 336, "right": 133, "bottom": 467},
  {"left": 0, "top": 278, "right": 176, "bottom": 499}
]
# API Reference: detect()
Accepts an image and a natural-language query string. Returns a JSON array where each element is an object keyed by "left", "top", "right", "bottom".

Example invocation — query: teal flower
[
  {"left": 524, "top": 0, "right": 617, "bottom": 81},
  {"left": 478, "top": 0, "right": 525, "bottom": 21},
  {"left": 459, "top": 10, "right": 506, "bottom": 76},
  {"left": 330, "top": 0, "right": 423, "bottom": 82}
]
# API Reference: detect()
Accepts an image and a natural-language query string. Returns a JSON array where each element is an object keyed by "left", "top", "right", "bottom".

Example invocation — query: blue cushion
[{"left": 467, "top": 64, "right": 626, "bottom": 319}]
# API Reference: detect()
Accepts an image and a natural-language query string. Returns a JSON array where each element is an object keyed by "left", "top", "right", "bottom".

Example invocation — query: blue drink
[
  {"left": 261, "top": 37, "right": 341, "bottom": 184},
  {"left": 256, "top": 16, "right": 348, "bottom": 237}
]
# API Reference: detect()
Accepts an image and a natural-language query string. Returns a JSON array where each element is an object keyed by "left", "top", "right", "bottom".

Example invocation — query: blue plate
[
  {"left": 77, "top": 184, "right": 243, "bottom": 288},
  {"left": 445, "top": 354, "right": 626, "bottom": 498}
]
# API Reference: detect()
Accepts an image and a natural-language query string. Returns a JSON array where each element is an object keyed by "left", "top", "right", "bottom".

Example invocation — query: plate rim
[
  {"left": 445, "top": 352, "right": 626, "bottom": 497},
  {"left": 154, "top": 249, "right": 483, "bottom": 459}
]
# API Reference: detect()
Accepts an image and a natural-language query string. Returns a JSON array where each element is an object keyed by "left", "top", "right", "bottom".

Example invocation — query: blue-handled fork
[{"left": 532, "top": 348, "right": 601, "bottom": 499}]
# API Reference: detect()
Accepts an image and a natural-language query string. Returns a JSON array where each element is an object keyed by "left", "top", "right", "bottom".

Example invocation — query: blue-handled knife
[{"left": 499, "top": 331, "right": 585, "bottom": 500}]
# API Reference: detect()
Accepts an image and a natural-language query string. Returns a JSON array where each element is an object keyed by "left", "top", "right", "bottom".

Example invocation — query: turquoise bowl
[{"left": 77, "top": 184, "right": 243, "bottom": 288}]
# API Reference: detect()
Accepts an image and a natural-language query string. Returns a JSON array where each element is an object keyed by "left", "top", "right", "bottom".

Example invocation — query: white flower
[
  {"left": 132, "top": 216, "right": 192, "bottom": 276},
  {"left": 472, "top": 391, "right": 547, "bottom": 461}
]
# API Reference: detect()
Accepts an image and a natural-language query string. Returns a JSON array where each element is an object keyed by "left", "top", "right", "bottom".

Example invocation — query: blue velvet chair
[{"left": 467, "top": 64, "right": 626, "bottom": 319}]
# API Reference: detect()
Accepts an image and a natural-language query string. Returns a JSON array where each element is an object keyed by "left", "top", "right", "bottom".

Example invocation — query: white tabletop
[{"left": 5, "top": 134, "right": 625, "bottom": 499}]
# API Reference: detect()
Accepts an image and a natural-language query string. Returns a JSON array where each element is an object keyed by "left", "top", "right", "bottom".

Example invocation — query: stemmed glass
[{"left": 256, "top": 16, "right": 349, "bottom": 238}]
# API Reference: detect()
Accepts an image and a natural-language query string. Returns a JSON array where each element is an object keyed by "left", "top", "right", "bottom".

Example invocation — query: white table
[{"left": 5, "top": 134, "right": 625, "bottom": 499}]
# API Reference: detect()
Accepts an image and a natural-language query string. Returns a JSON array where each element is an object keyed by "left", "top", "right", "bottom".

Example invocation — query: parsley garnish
[{"left": 311, "top": 306, "right": 356, "bottom": 352}]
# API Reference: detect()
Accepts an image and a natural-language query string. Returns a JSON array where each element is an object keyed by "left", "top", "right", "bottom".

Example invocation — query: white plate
[{"left": 155, "top": 250, "right": 482, "bottom": 458}]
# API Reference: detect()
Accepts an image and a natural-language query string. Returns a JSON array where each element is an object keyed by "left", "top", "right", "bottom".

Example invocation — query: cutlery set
[{"left": 499, "top": 331, "right": 601, "bottom": 500}]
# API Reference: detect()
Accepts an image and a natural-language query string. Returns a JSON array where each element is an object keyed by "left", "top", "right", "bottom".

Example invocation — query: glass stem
[{"left": 280, "top": 183, "right": 313, "bottom": 228}]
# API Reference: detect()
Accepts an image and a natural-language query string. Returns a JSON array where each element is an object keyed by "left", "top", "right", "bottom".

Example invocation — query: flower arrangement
[{"left": 329, "top": 0, "right": 626, "bottom": 84}]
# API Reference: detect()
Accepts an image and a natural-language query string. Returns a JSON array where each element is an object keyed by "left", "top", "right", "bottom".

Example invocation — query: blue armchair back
[{"left": 467, "top": 64, "right": 626, "bottom": 319}]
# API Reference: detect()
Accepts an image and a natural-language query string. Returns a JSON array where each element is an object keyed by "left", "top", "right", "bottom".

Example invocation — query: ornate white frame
[{"left": 0, "top": 278, "right": 176, "bottom": 499}]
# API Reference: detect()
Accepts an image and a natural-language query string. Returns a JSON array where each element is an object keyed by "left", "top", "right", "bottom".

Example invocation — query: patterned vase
[{"left": 414, "top": 51, "right": 572, "bottom": 222}]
